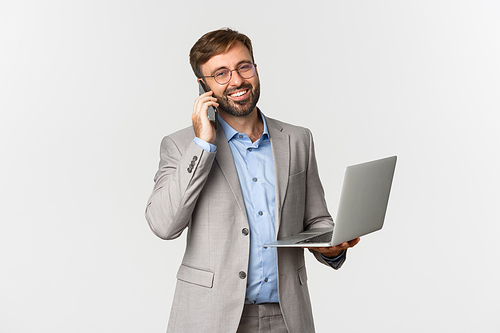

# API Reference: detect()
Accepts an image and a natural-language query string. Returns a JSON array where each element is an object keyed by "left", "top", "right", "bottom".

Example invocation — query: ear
[{"left": 198, "top": 78, "right": 212, "bottom": 92}]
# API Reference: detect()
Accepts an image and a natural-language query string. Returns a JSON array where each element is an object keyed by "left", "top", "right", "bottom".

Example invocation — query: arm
[
  {"left": 145, "top": 136, "right": 216, "bottom": 239},
  {"left": 145, "top": 90, "right": 219, "bottom": 239},
  {"left": 301, "top": 129, "right": 360, "bottom": 266}
]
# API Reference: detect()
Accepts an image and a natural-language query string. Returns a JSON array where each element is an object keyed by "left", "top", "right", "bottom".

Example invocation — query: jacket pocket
[
  {"left": 176, "top": 264, "right": 214, "bottom": 288},
  {"left": 289, "top": 169, "right": 306, "bottom": 179},
  {"left": 298, "top": 265, "right": 308, "bottom": 285}
]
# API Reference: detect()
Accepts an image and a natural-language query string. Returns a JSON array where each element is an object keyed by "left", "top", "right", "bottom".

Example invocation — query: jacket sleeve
[
  {"left": 145, "top": 135, "right": 216, "bottom": 240},
  {"left": 302, "top": 129, "right": 347, "bottom": 269}
]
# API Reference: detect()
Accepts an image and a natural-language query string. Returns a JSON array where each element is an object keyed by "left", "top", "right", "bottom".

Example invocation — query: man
[{"left": 145, "top": 28, "right": 360, "bottom": 333}]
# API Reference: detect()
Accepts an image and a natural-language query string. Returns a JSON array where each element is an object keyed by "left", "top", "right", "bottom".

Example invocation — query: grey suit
[{"left": 146, "top": 115, "right": 344, "bottom": 333}]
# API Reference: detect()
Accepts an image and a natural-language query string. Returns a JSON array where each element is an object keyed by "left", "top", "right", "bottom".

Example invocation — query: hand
[
  {"left": 304, "top": 237, "right": 361, "bottom": 258},
  {"left": 192, "top": 90, "right": 219, "bottom": 144}
]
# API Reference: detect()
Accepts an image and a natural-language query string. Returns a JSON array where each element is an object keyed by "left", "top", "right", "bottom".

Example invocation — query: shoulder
[
  {"left": 166, "top": 125, "right": 196, "bottom": 141},
  {"left": 265, "top": 116, "right": 313, "bottom": 141},
  {"left": 159, "top": 126, "right": 196, "bottom": 151}
]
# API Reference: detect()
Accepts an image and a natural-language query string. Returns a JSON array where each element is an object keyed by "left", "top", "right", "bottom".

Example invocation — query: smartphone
[{"left": 198, "top": 80, "right": 218, "bottom": 130}]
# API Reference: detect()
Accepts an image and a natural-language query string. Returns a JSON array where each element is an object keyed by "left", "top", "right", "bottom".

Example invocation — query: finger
[
  {"left": 192, "top": 96, "right": 218, "bottom": 143},
  {"left": 348, "top": 238, "right": 361, "bottom": 247},
  {"left": 334, "top": 242, "right": 348, "bottom": 249},
  {"left": 197, "top": 92, "right": 217, "bottom": 106},
  {"left": 194, "top": 90, "right": 215, "bottom": 104},
  {"left": 329, "top": 243, "right": 348, "bottom": 252},
  {"left": 197, "top": 95, "right": 217, "bottom": 105},
  {"left": 198, "top": 90, "right": 214, "bottom": 98},
  {"left": 194, "top": 95, "right": 218, "bottom": 114},
  {"left": 196, "top": 101, "right": 219, "bottom": 117},
  {"left": 193, "top": 99, "right": 219, "bottom": 120}
]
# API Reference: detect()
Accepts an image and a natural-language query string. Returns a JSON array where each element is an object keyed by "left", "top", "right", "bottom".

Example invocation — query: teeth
[{"left": 230, "top": 90, "right": 247, "bottom": 97}]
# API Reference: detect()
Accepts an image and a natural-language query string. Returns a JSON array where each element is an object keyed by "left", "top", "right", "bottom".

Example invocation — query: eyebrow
[{"left": 211, "top": 60, "right": 253, "bottom": 74}]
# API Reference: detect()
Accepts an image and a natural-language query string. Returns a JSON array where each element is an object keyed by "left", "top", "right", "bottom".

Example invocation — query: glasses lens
[
  {"left": 238, "top": 63, "right": 255, "bottom": 79},
  {"left": 212, "top": 63, "right": 255, "bottom": 84},
  {"left": 214, "top": 68, "right": 231, "bottom": 84}
]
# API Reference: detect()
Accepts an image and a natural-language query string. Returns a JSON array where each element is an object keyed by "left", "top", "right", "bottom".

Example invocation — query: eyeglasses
[{"left": 202, "top": 62, "right": 257, "bottom": 85}]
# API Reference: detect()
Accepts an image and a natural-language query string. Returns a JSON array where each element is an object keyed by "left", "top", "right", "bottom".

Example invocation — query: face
[{"left": 201, "top": 42, "right": 260, "bottom": 118}]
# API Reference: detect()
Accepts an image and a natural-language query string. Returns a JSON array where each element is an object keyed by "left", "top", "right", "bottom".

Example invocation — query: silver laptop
[{"left": 263, "top": 156, "right": 397, "bottom": 248}]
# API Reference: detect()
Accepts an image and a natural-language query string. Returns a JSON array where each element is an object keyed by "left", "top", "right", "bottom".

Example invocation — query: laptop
[{"left": 263, "top": 156, "right": 397, "bottom": 248}]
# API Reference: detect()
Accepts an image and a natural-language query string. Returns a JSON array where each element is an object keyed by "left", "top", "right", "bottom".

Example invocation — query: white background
[{"left": 1, "top": 0, "right": 499, "bottom": 332}]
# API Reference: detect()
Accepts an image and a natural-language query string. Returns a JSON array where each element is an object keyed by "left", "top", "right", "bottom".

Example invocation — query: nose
[{"left": 228, "top": 69, "right": 244, "bottom": 86}]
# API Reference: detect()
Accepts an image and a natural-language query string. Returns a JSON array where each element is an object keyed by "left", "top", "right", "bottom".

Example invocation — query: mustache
[{"left": 225, "top": 84, "right": 253, "bottom": 95}]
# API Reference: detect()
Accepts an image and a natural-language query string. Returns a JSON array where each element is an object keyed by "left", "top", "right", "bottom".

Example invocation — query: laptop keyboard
[{"left": 296, "top": 231, "right": 333, "bottom": 244}]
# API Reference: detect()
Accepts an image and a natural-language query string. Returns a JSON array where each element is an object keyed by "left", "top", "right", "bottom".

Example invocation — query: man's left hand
[{"left": 304, "top": 237, "right": 361, "bottom": 258}]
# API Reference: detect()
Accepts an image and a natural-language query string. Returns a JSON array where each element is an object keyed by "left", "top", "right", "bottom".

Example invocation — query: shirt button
[
  {"left": 239, "top": 135, "right": 243, "bottom": 138},
  {"left": 264, "top": 278, "right": 268, "bottom": 282},
  {"left": 248, "top": 148, "right": 252, "bottom": 152},
  {"left": 258, "top": 211, "right": 263, "bottom": 216},
  {"left": 242, "top": 228, "right": 249, "bottom": 236},
  {"left": 252, "top": 177, "right": 258, "bottom": 182},
  {"left": 239, "top": 271, "right": 246, "bottom": 279}
]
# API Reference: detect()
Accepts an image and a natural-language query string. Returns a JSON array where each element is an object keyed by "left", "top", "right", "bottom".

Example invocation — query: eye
[
  {"left": 214, "top": 69, "right": 229, "bottom": 78},
  {"left": 239, "top": 63, "right": 252, "bottom": 72}
]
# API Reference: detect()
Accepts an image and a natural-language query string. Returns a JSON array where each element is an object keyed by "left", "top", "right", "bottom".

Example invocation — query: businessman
[{"left": 145, "top": 28, "right": 360, "bottom": 333}]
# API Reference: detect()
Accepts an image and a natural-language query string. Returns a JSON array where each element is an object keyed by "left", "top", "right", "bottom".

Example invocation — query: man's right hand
[{"left": 192, "top": 90, "right": 219, "bottom": 144}]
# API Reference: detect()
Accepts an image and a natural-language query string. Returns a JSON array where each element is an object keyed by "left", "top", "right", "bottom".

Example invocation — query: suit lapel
[
  {"left": 266, "top": 117, "right": 290, "bottom": 233},
  {"left": 213, "top": 125, "right": 247, "bottom": 217},
  {"left": 213, "top": 115, "right": 291, "bottom": 232}
]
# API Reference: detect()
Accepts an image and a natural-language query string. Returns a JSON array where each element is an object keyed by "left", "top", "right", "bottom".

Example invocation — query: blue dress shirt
[{"left": 193, "top": 112, "right": 345, "bottom": 304}]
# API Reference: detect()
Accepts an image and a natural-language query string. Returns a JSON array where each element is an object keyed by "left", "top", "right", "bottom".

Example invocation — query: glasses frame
[{"left": 201, "top": 62, "right": 257, "bottom": 85}]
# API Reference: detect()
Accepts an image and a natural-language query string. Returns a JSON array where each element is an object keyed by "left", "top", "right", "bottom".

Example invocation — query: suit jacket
[{"left": 145, "top": 115, "right": 344, "bottom": 333}]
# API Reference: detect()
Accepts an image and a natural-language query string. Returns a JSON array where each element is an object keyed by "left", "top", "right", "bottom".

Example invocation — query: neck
[{"left": 219, "top": 108, "right": 263, "bottom": 142}]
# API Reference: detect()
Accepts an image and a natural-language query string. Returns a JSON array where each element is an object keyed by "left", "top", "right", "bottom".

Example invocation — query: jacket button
[
  {"left": 239, "top": 271, "right": 246, "bottom": 279},
  {"left": 242, "top": 228, "right": 249, "bottom": 236}
]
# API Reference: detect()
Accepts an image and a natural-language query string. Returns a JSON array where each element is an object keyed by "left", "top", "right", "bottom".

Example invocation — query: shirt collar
[{"left": 218, "top": 109, "right": 269, "bottom": 143}]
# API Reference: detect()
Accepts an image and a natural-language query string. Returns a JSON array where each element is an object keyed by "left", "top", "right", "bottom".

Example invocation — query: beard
[{"left": 213, "top": 80, "right": 261, "bottom": 117}]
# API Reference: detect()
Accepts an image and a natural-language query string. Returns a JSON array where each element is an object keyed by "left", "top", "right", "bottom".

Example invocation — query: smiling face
[{"left": 201, "top": 41, "right": 260, "bottom": 118}]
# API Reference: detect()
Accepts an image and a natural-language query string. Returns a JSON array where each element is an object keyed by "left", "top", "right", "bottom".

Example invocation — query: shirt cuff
[
  {"left": 194, "top": 137, "right": 217, "bottom": 152},
  {"left": 320, "top": 250, "right": 346, "bottom": 269}
]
